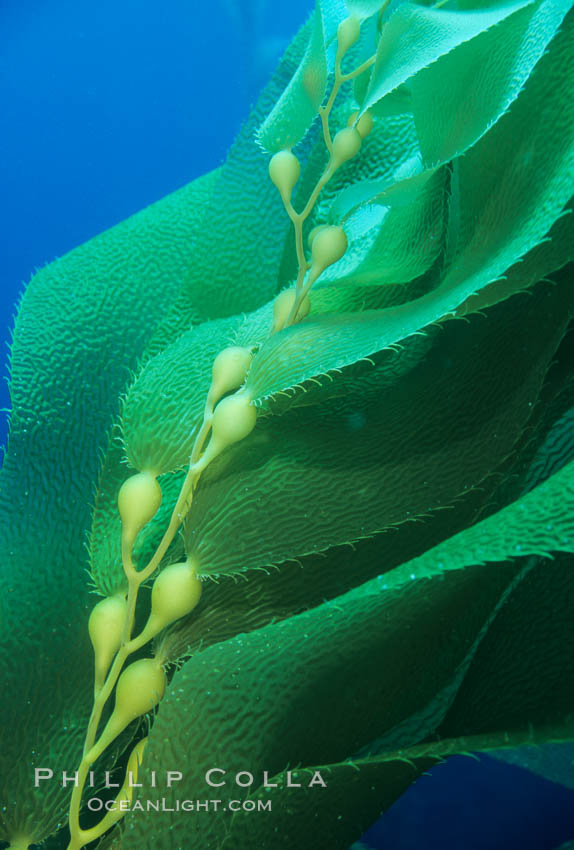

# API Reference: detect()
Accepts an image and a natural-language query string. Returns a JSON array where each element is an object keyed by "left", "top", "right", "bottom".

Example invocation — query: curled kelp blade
[
  {"left": 409, "top": 0, "right": 574, "bottom": 167},
  {"left": 122, "top": 456, "right": 574, "bottom": 848},
  {"left": 454, "top": 202, "right": 574, "bottom": 318},
  {"left": 353, "top": 0, "right": 572, "bottom": 170},
  {"left": 322, "top": 165, "right": 450, "bottom": 288},
  {"left": 361, "top": 0, "right": 535, "bottom": 114},
  {"left": 221, "top": 650, "right": 574, "bottom": 850},
  {"left": 257, "top": 2, "right": 327, "bottom": 153},
  {"left": 159, "top": 297, "right": 574, "bottom": 663},
  {"left": 186, "top": 282, "right": 570, "bottom": 579},
  {"left": 324, "top": 0, "right": 573, "bottom": 299},
  {"left": 434, "top": 553, "right": 574, "bottom": 751},
  {"left": 255, "top": 0, "right": 385, "bottom": 155},
  {"left": 124, "top": 559, "right": 524, "bottom": 849},
  {"left": 247, "top": 14, "right": 574, "bottom": 403}
]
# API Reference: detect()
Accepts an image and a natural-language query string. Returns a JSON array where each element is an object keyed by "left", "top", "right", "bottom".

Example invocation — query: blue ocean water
[
  {"left": 2, "top": 2, "right": 574, "bottom": 849},
  {"left": 1, "top": 0, "right": 312, "bottom": 449}
]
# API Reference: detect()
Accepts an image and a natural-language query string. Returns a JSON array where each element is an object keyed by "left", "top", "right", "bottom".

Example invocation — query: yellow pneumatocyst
[
  {"left": 148, "top": 560, "right": 202, "bottom": 632},
  {"left": 89, "top": 594, "right": 127, "bottom": 688},
  {"left": 273, "top": 288, "right": 311, "bottom": 332},
  {"left": 269, "top": 149, "right": 300, "bottom": 203},
  {"left": 85, "top": 659, "right": 166, "bottom": 764},
  {"left": 118, "top": 471, "right": 162, "bottom": 544},
  {"left": 331, "top": 127, "right": 362, "bottom": 168},
  {"left": 337, "top": 16, "right": 361, "bottom": 55},
  {"left": 311, "top": 225, "right": 348, "bottom": 273},
  {"left": 347, "top": 109, "right": 374, "bottom": 139},
  {"left": 307, "top": 224, "right": 328, "bottom": 248},
  {"left": 211, "top": 393, "right": 257, "bottom": 449},
  {"left": 114, "top": 658, "right": 166, "bottom": 723},
  {"left": 209, "top": 346, "right": 253, "bottom": 405}
]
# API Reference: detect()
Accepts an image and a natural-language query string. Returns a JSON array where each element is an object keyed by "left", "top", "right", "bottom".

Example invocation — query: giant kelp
[{"left": 1, "top": 0, "right": 574, "bottom": 848}]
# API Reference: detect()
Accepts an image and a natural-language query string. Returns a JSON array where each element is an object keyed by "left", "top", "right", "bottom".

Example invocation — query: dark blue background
[{"left": 2, "top": 2, "right": 574, "bottom": 848}]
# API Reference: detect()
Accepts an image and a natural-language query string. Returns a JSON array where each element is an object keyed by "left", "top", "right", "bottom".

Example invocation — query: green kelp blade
[
  {"left": 257, "top": 2, "right": 327, "bottom": 153},
  {"left": 440, "top": 12, "right": 574, "bottom": 275},
  {"left": 330, "top": 155, "right": 432, "bottom": 225},
  {"left": 130, "top": 167, "right": 220, "bottom": 360},
  {"left": 124, "top": 450, "right": 574, "bottom": 848},
  {"left": 120, "top": 264, "right": 435, "bottom": 484},
  {"left": 432, "top": 551, "right": 574, "bottom": 755},
  {"left": 119, "top": 298, "right": 283, "bottom": 475},
  {"left": 455, "top": 206, "right": 574, "bottom": 317},
  {"left": 243, "top": 306, "right": 449, "bottom": 405},
  {"left": 481, "top": 326, "right": 574, "bottom": 518},
  {"left": 187, "top": 281, "right": 570, "bottom": 577},
  {"left": 318, "top": 165, "right": 448, "bottom": 287},
  {"left": 332, "top": 0, "right": 572, "bottom": 227},
  {"left": 247, "top": 15, "right": 574, "bottom": 404},
  {"left": 121, "top": 315, "right": 240, "bottom": 474},
  {"left": 362, "top": 0, "right": 533, "bottom": 112},
  {"left": 368, "top": 84, "right": 413, "bottom": 118},
  {"left": 335, "top": 0, "right": 571, "bottom": 219},
  {"left": 389, "top": 466, "right": 574, "bottom": 586},
  {"left": 228, "top": 680, "right": 574, "bottom": 850},
  {"left": 409, "top": 0, "right": 574, "bottom": 166},
  {"left": 0, "top": 167, "right": 218, "bottom": 841},
  {"left": 346, "top": 0, "right": 387, "bottom": 18},
  {"left": 223, "top": 759, "right": 432, "bottom": 850},
  {"left": 351, "top": 11, "right": 385, "bottom": 108},
  {"left": 520, "top": 396, "right": 574, "bottom": 495},
  {"left": 123, "top": 558, "right": 524, "bottom": 849},
  {"left": 304, "top": 271, "right": 436, "bottom": 318}
]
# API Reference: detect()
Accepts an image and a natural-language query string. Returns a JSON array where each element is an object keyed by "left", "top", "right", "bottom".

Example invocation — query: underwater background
[{"left": 2, "top": 2, "right": 574, "bottom": 849}]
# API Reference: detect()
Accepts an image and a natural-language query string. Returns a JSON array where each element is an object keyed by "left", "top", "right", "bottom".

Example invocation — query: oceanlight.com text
[{"left": 87, "top": 797, "right": 272, "bottom": 813}]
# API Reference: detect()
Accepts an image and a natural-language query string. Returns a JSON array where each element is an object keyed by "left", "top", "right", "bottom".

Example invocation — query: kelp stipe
[{"left": 1, "top": 0, "right": 574, "bottom": 848}]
